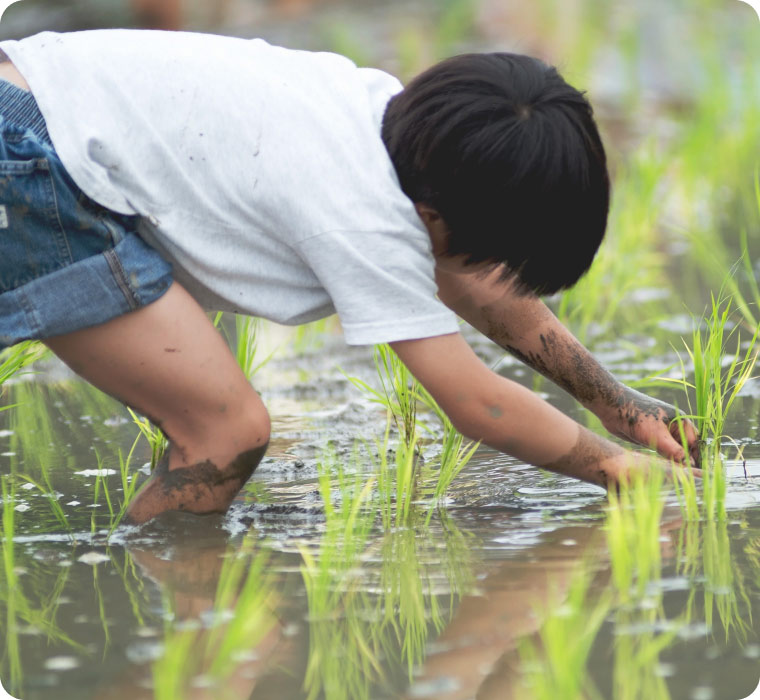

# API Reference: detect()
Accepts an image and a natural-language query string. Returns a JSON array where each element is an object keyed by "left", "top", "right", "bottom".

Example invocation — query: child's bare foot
[{"left": 124, "top": 444, "right": 268, "bottom": 525}]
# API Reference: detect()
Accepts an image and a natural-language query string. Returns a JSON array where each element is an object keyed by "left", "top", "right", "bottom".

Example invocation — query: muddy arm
[
  {"left": 389, "top": 332, "right": 664, "bottom": 488},
  {"left": 434, "top": 266, "right": 700, "bottom": 466}
]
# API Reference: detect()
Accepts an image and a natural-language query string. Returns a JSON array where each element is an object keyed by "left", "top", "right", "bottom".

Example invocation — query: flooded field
[{"left": 1, "top": 1, "right": 760, "bottom": 699}]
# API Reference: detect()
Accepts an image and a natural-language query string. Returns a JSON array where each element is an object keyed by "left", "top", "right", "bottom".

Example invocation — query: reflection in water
[
  {"left": 611, "top": 606, "right": 678, "bottom": 700},
  {"left": 150, "top": 533, "right": 280, "bottom": 700},
  {"left": 1, "top": 476, "right": 83, "bottom": 696},
  {"left": 299, "top": 446, "right": 479, "bottom": 700},
  {"left": 681, "top": 518, "right": 752, "bottom": 645}
]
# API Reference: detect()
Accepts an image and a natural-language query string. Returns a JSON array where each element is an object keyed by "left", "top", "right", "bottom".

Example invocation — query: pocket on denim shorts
[
  {"left": 0, "top": 128, "right": 128, "bottom": 295},
  {"left": 0, "top": 154, "right": 74, "bottom": 293}
]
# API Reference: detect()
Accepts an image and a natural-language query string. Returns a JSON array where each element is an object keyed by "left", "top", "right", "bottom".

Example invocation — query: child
[{"left": 0, "top": 29, "right": 700, "bottom": 524}]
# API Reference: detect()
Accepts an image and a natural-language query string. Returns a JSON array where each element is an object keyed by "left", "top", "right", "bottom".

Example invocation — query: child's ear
[
  {"left": 414, "top": 203, "right": 442, "bottom": 226},
  {"left": 414, "top": 204, "right": 449, "bottom": 257}
]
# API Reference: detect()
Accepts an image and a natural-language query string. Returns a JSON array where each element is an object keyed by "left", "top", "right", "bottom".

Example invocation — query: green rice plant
[
  {"left": 153, "top": 536, "right": 278, "bottom": 700},
  {"left": 423, "top": 421, "right": 478, "bottom": 524},
  {"left": 415, "top": 387, "right": 479, "bottom": 524},
  {"left": 679, "top": 518, "right": 752, "bottom": 645},
  {"left": 368, "top": 418, "right": 420, "bottom": 530},
  {"left": 378, "top": 523, "right": 444, "bottom": 680},
  {"left": 234, "top": 314, "right": 272, "bottom": 381},
  {"left": 350, "top": 345, "right": 477, "bottom": 526},
  {"left": 671, "top": 453, "right": 701, "bottom": 524},
  {"left": 605, "top": 463, "right": 665, "bottom": 602},
  {"left": 205, "top": 537, "right": 278, "bottom": 681},
  {"left": 299, "top": 448, "right": 383, "bottom": 700},
  {"left": 0, "top": 341, "right": 46, "bottom": 389},
  {"left": 89, "top": 439, "right": 142, "bottom": 536},
  {"left": 687, "top": 295, "right": 758, "bottom": 444},
  {"left": 611, "top": 607, "right": 678, "bottom": 700},
  {"left": 0, "top": 476, "right": 82, "bottom": 694},
  {"left": 0, "top": 475, "right": 23, "bottom": 691},
  {"left": 518, "top": 566, "right": 611, "bottom": 700},
  {"left": 152, "top": 615, "right": 198, "bottom": 700},
  {"left": 16, "top": 469, "right": 72, "bottom": 535},
  {"left": 128, "top": 407, "right": 167, "bottom": 471},
  {"left": 291, "top": 317, "right": 334, "bottom": 354},
  {"left": 347, "top": 344, "right": 422, "bottom": 450},
  {"left": 665, "top": 292, "right": 759, "bottom": 521},
  {"left": 213, "top": 311, "right": 272, "bottom": 381}
]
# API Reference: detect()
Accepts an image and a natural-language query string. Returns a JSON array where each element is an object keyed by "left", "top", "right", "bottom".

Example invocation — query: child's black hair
[{"left": 381, "top": 52, "right": 610, "bottom": 296}]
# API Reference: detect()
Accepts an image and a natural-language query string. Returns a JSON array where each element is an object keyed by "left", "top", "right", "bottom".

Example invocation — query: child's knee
[
  {"left": 166, "top": 386, "right": 270, "bottom": 468},
  {"left": 237, "top": 393, "right": 271, "bottom": 451}
]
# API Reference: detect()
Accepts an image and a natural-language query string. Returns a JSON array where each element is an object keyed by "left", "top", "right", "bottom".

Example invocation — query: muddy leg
[
  {"left": 45, "top": 281, "right": 271, "bottom": 524},
  {"left": 124, "top": 442, "right": 268, "bottom": 524}
]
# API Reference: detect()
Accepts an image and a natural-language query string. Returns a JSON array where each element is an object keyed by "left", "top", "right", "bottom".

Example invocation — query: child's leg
[{"left": 44, "top": 281, "right": 270, "bottom": 524}]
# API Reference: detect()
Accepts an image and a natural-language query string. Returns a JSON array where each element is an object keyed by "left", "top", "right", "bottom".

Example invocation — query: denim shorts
[{"left": 0, "top": 79, "right": 173, "bottom": 352}]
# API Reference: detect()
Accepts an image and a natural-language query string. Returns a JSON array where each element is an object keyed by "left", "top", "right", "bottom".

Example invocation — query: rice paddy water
[{"left": 1, "top": 0, "right": 760, "bottom": 698}]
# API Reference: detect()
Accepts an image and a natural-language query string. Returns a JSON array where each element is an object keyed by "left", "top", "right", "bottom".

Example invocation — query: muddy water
[
  {"left": 0, "top": 0, "right": 758, "bottom": 698},
  {"left": 2, "top": 321, "right": 760, "bottom": 700}
]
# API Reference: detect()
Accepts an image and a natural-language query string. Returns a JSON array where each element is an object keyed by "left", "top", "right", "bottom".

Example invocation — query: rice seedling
[
  {"left": 0, "top": 341, "right": 46, "bottom": 390},
  {"left": 234, "top": 314, "right": 273, "bottom": 381},
  {"left": 153, "top": 534, "right": 278, "bottom": 700},
  {"left": 0, "top": 476, "right": 83, "bottom": 694},
  {"left": 679, "top": 518, "right": 752, "bottom": 645},
  {"left": 299, "top": 448, "right": 383, "bottom": 700},
  {"left": 415, "top": 388, "right": 479, "bottom": 524},
  {"left": 611, "top": 607, "right": 679, "bottom": 700},
  {"left": 378, "top": 524, "right": 444, "bottom": 680},
  {"left": 349, "top": 344, "right": 477, "bottom": 526},
  {"left": 89, "top": 439, "right": 143, "bottom": 536},
  {"left": 365, "top": 419, "right": 419, "bottom": 531},
  {"left": 517, "top": 566, "right": 612, "bottom": 700},
  {"left": 16, "top": 469, "right": 72, "bottom": 535},
  {"left": 347, "top": 344, "right": 422, "bottom": 450},
  {"left": 665, "top": 291, "right": 759, "bottom": 521},
  {"left": 213, "top": 311, "right": 272, "bottom": 382},
  {"left": 128, "top": 407, "right": 167, "bottom": 471},
  {"left": 604, "top": 463, "right": 666, "bottom": 602},
  {"left": 291, "top": 317, "right": 334, "bottom": 354}
]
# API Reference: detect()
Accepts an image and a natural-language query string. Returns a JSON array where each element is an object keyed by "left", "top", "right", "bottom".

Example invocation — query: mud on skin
[
  {"left": 500, "top": 327, "right": 698, "bottom": 456},
  {"left": 124, "top": 442, "right": 269, "bottom": 525},
  {"left": 542, "top": 425, "right": 625, "bottom": 487}
]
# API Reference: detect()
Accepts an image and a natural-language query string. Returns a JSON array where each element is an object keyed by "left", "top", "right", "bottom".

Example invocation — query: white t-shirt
[{"left": 0, "top": 29, "right": 459, "bottom": 345}]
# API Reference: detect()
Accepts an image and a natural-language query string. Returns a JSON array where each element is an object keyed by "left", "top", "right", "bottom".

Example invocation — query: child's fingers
[{"left": 667, "top": 417, "right": 702, "bottom": 469}]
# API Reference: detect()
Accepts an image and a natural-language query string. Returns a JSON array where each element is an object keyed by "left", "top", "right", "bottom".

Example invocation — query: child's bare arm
[
  {"left": 435, "top": 267, "right": 701, "bottom": 467},
  {"left": 390, "top": 332, "right": 670, "bottom": 487}
]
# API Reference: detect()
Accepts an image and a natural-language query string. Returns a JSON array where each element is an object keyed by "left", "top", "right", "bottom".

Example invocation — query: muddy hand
[
  {"left": 124, "top": 443, "right": 268, "bottom": 525},
  {"left": 603, "top": 387, "right": 701, "bottom": 469}
]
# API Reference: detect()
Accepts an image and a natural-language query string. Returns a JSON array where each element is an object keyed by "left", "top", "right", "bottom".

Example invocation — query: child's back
[{"left": 0, "top": 30, "right": 457, "bottom": 346}]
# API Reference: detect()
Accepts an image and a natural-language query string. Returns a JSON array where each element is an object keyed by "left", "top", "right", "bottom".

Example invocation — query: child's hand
[
  {"left": 600, "top": 387, "right": 701, "bottom": 468},
  {"left": 601, "top": 450, "right": 702, "bottom": 490}
]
